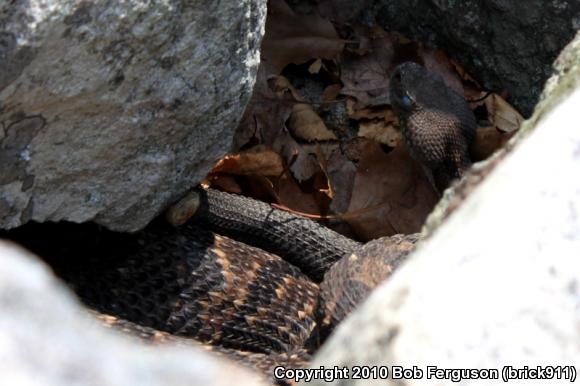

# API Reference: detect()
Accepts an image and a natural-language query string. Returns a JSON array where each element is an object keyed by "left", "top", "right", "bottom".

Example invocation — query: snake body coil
[
  {"left": 194, "top": 188, "right": 361, "bottom": 282},
  {"left": 40, "top": 188, "right": 419, "bottom": 382}
]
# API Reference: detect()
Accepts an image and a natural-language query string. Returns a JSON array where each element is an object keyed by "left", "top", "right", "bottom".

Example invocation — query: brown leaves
[
  {"left": 212, "top": 147, "right": 284, "bottom": 177},
  {"left": 344, "top": 141, "right": 439, "bottom": 238},
  {"left": 485, "top": 93, "right": 524, "bottom": 133},
  {"left": 340, "top": 28, "right": 394, "bottom": 109},
  {"left": 206, "top": 0, "right": 524, "bottom": 242},
  {"left": 471, "top": 126, "right": 515, "bottom": 162},
  {"left": 234, "top": 70, "right": 294, "bottom": 150},
  {"left": 262, "top": 0, "right": 346, "bottom": 74},
  {"left": 357, "top": 112, "right": 401, "bottom": 147}
]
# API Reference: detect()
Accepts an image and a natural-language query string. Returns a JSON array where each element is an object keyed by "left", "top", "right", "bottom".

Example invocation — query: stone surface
[
  {"left": 372, "top": 0, "right": 580, "bottom": 117},
  {"left": 305, "top": 32, "right": 580, "bottom": 385},
  {"left": 0, "top": 240, "right": 268, "bottom": 386},
  {"left": 0, "top": 0, "right": 266, "bottom": 231}
]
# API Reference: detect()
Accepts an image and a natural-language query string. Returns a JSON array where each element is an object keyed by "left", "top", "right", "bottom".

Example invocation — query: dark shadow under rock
[{"left": 372, "top": 0, "right": 580, "bottom": 117}]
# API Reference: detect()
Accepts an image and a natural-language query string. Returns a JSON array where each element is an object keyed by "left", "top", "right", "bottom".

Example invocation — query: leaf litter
[{"left": 206, "top": 0, "right": 522, "bottom": 241}]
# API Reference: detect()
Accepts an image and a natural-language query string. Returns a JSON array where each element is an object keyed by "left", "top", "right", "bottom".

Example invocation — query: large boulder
[
  {"left": 305, "top": 31, "right": 580, "bottom": 385},
  {"left": 372, "top": 0, "right": 580, "bottom": 117},
  {"left": 0, "top": 0, "right": 266, "bottom": 231},
  {"left": 0, "top": 240, "right": 268, "bottom": 386}
]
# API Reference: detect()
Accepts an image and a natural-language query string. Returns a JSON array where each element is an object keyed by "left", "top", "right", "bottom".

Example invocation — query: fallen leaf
[
  {"left": 262, "top": 75, "right": 338, "bottom": 141},
  {"left": 211, "top": 146, "right": 285, "bottom": 177},
  {"left": 273, "top": 131, "right": 320, "bottom": 182},
  {"left": 466, "top": 89, "right": 490, "bottom": 108},
  {"left": 326, "top": 147, "right": 357, "bottom": 215},
  {"left": 268, "top": 75, "right": 302, "bottom": 100},
  {"left": 339, "top": 136, "right": 371, "bottom": 162},
  {"left": 231, "top": 175, "right": 279, "bottom": 203},
  {"left": 287, "top": 141, "right": 339, "bottom": 182},
  {"left": 486, "top": 93, "right": 523, "bottom": 132},
  {"left": 230, "top": 172, "right": 322, "bottom": 216},
  {"left": 340, "top": 30, "right": 394, "bottom": 109},
  {"left": 346, "top": 100, "right": 398, "bottom": 121},
  {"left": 206, "top": 174, "right": 242, "bottom": 194},
  {"left": 288, "top": 103, "right": 337, "bottom": 141},
  {"left": 275, "top": 174, "right": 324, "bottom": 215},
  {"left": 308, "top": 59, "right": 323, "bottom": 74},
  {"left": 358, "top": 119, "right": 401, "bottom": 147},
  {"left": 228, "top": 14, "right": 518, "bottom": 244},
  {"left": 262, "top": 0, "right": 345, "bottom": 74},
  {"left": 471, "top": 126, "right": 515, "bottom": 162},
  {"left": 322, "top": 84, "right": 342, "bottom": 103},
  {"left": 344, "top": 140, "right": 439, "bottom": 239},
  {"left": 235, "top": 68, "right": 295, "bottom": 149}
]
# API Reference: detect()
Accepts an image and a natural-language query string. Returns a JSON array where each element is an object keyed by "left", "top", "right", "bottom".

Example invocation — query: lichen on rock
[{"left": 0, "top": 0, "right": 267, "bottom": 231}]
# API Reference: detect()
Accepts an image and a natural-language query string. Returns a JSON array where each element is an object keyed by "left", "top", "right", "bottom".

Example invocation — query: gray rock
[
  {"left": 0, "top": 0, "right": 266, "bottom": 231},
  {"left": 0, "top": 240, "right": 268, "bottom": 386},
  {"left": 305, "top": 32, "right": 580, "bottom": 385},
  {"left": 372, "top": 0, "right": 580, "bottom": 117}
]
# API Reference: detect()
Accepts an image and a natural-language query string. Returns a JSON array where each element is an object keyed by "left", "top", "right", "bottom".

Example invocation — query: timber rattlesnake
[{"left": 13, "top": 62, "right": 476, "bottom": 384}]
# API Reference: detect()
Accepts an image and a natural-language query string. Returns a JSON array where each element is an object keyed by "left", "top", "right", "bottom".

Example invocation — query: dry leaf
[
  {"left": 275, "top": 175, "right": 323, "bottom": 216},
  {"left": 346, "top": 100, "right": 398, "bottom": 121},
  {"left": 273, "top": 131, "right": 320, "bottom": 182},
  {"left": 326, "top": 148, "right": 357, "bottom": 214},
  {"left": 486, "top": 93, "right": 523, "bottom": 132},
  {"left": 358, "top": 120, "right": 401, "bottom": 147},
  {"left": 288, "top": 103, "right": 337, "bottom": 141},
  {"left": 262, "top": 0, "right": 345, "bottom": 74},
  {"left": 233, "top": 175, "right": 275, "bottom": 200},
  {"left": 268, "top": 75, "right": 302, "bottom": 99},
  {"left": 235, "top": 68, "right": 295, "bottom": 149},
  {"left": 471, "top": 126, "right": 515, "bottom": 161},
  {"left": 269, "top": 75, "right": 337, "bottom": 141},
  {"left": 285, "top": 141, "right": 338, "bottom": 182},
  {"left": 230, "top": 14, "right": 517, "bottom": 244},
  {"left": 206, "top": 174, "right": 242, "bottom": 194},
  {"left": 322, "top": 84, "right": 342, "bottom": 103},
  {"left": 309, "top": 59, "right": 323, "bottom": 74},
  {"left": 466, "top": 89, "right": 489, "bottom": 108},
  {"left": 344, "top": 140, "right": 439, "bottom": 240},
  {"left": 211, "top": 147, "right": 284, "bottom": 177},
  {"left": 340, "top": 31, "right": 394, "bottom": 109}
]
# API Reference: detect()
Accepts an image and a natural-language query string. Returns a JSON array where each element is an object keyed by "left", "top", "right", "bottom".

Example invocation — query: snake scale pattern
[
  {"left": 51, "top": 190, "right": 419, "bottom": 380},
  {"left": 390, "top": 62, "right": 477, "bottom": 193},
  {"left": 24, "top": 62, "right": 475, "bottom": 384}
]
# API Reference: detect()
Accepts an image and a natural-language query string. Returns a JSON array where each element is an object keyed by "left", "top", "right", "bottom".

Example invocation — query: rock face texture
[
  {"left": 373, "top": 0, "right": 580, "bottom": 117},
  {"left": 305, "top": 32, "right": 580, "bottom": 385},
  {"left": 0, "top": 0, "right": 266, "bottom": 231},
  {"left": 0, "top": 241, "right": 267, "bottom": 386}
]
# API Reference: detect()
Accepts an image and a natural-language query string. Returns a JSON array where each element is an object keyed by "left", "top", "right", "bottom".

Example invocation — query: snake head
[
  {"left": 389, "top": 61, "right": 474, "bottom": 122},
  {"left": 389, "top": 62, "right": 425, "bottom": 114}
]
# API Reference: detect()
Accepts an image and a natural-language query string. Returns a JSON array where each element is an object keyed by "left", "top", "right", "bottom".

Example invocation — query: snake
[
  {"left": 389, "top": 62, "right": 477, "bottom": 193},
  {"left": 13, "top": 62, "right": 475, "bottom": 384},
  {"left": 45, "top": 188, "right": 419, "bottom": 383}
]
